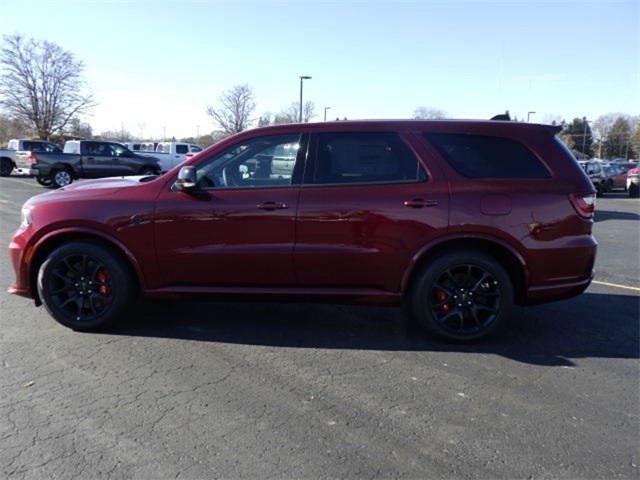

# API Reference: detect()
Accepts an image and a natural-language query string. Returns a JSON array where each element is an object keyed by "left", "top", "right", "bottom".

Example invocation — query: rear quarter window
[{"left": 425, "top": 133, "right": 550, "bottom": 179}]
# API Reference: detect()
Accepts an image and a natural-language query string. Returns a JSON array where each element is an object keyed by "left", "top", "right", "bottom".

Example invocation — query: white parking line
[{"left": 592, "top": 280, "right": 640, "bottom": 292}]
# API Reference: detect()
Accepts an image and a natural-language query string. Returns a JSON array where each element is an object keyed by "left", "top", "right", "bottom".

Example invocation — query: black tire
[
  {"left": 37, "top": 241, "right": 135, "bottom": 331},
  {"left": 51, "top": 168, "right": 73, "bottom": 188},
  {"left": 408, "top": 250, "right": 513, "bottom": 342},
  {"left": 630, "top": 183, "right": 640, "bottom": 198},
  {"left": 0, "top": 158, "right": 14, "bottom": 176},
  {"left": 36, "top": 175, "right": 53, "bottom": 187}
]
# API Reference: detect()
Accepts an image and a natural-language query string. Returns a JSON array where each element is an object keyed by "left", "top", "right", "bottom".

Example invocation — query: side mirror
[{"left": 175, "top": 166, "right": 197, "bottom": 191}]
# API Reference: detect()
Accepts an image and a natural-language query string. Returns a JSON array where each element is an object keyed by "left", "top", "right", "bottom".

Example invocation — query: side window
[
  {"left": 195, "top": 134, "right": 303, "bottom": 189},
  {"left": 309, "top": 132, "right": 425, "bottom": 185},
  {"left": 22, "top": 141, "right": 36, "bottom": 151},
  {"left": 190, "top": 145, "right": 203, "bottom": 153},
  {"left": 425, "top": 133, "right": 550, "bottom": 179},
  {"left": 176, "top": 144, "right": 189, "bottom": 154},
  {"left": 109, "top": 143, "right": 128, "bottom": 157}
]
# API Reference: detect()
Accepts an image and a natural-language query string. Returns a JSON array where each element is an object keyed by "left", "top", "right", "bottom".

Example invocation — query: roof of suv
[{"left": 248, "top": 119, "right": 563, "bottom": 136}]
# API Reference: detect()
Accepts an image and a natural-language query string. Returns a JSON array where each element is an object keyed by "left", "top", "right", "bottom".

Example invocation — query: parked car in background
[
  {"left": 123, "top": 142, "right": 156, "bottom": 152},
  {"left": 0, "top": 139, "right": 62, "bottom": 177},
  {"left": 602, "top": 162, "right": 636, "bottom": 192},
  {"left": 9, "top": 120, "right": 596, "bottom": 342},
  {"left": 578, "top": 160, "right": 606, "bottom": 196},
  {"left": 137, "top": 142, "right": 203, "bottom": 172},
  {"left": 22, "top": 140, "right": 162, "bottom": 188},
  {"left": 627, "top": 166, "right": 640, "bottom": 197}
]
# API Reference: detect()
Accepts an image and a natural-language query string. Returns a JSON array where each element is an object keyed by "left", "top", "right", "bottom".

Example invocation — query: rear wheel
[
  {"left": 37, "top": 242, "right": 135, "bottom": 331},
  {"left": 51, "top": 168, "right": 73, "bottom": 188},
  {"left": 0, "top": 158, "right": 13, "bottom": 176},
  {"left": 409, "top": 250, "right": 513, "bottom": 342},
  {"left": 36, "top": 175, "right": 53, "bottom": 187}
]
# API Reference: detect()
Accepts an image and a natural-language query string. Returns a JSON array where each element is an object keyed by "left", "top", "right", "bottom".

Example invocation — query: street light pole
[
  {"left": 299, "top": 75, "right": 312, "bottom": 123},
  {"left": 527, "top": 111, "right": 536, "bottom": 122},
  {"left": 324, "top": 106, "right": 331, "bottom": 122}
]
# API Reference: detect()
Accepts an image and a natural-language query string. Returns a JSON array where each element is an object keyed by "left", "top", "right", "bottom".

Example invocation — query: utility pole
[
  {"left": 299, "top": 76, "right": 312, "bottom": 122},
  {"left": 324, "top": 106, "right": 331, "bottom": 122},
  {"left": 196, "top": 125, "right": 200, "bottom": 139}
]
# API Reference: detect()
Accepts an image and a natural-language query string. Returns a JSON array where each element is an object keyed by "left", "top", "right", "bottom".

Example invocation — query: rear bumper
[
  {"left": 523, "top": 235, "right": 596, "bottom": 305},
  {"left": 13, "top": 167, "right": 38, "bottom": 176},
  {"left": 524, "top": 273, "right": 593, "bottom": 304}
]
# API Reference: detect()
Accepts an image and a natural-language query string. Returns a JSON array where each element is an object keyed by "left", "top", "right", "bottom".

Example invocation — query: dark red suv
[{"left": 8, "top": 120, "right": 597, "bottom": 341}]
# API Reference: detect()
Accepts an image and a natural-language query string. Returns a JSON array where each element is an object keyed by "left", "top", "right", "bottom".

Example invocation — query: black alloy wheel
[
  {"left": 38, "top": 242, "right": 135, "bottom": 330},
  {"left": 429, "top": 264, "right": 501, "bottom": 336},
  {"left": 409, "top": 250, "right": 513, "bottom": 341}
]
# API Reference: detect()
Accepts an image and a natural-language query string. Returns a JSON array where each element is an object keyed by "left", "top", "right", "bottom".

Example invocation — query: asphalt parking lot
[{"left": 0, "top": 176, "right": 638, "bottom": 479}]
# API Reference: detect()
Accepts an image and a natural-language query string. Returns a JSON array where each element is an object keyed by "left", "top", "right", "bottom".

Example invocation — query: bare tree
[
  {"left": 413, "top": 107, "right": 447, "bottom": 120},
  {"left": 273, "top": 101, "right": 316, "bottom": 124},
  {"left": 206, "top": 84, "right": 256, "bottom": 135},
  {"left": 0, "top": 34, "right": 94, "bottom": 139}
]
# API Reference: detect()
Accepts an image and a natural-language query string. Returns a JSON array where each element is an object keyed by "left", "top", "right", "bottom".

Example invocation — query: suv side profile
[{"left": 8, "top": 120, "right": 596, "bottom": 341}]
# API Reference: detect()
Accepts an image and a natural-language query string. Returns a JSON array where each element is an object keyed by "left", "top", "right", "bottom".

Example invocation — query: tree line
[{"left": 0, "top": 33, "right": 638, "bottom": 160}]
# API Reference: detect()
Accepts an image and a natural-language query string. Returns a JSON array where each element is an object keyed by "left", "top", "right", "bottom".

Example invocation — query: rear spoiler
[{"left": 490, "top": 112, "right": 562, "bottom": 135}]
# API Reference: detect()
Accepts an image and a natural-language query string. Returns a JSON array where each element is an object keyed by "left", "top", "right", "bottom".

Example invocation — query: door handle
[
  {"left": 257, "top": 201, "right": 289, "bottom": 211},
  {"left": 403, "top": 198, "right": 439, "bottom": 208}
]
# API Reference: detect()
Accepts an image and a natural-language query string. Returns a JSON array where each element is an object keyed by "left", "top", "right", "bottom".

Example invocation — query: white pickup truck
[{"left": 136, "top": 142, "right": 203, "bottom": 172}]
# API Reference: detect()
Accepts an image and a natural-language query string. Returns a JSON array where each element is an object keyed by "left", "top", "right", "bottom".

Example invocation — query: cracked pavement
[{"left": 0, "top": 177, "right": 638, "bottom": 479}]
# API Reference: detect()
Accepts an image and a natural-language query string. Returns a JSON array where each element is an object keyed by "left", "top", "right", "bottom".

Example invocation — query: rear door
[
  {"left": 294, "top": 130, "right": 449, "bottom": 293},
  {"left": 81, "top": 142, "right": 115, "bottom": 177}
]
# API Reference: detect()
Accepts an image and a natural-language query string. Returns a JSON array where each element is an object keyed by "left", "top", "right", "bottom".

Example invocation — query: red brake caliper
[
  {"left": 435, "top": 289, "right": 450, "bottom": 314},
  {"left": 96, "top": 270, "right": 112, "bottom": 299}
]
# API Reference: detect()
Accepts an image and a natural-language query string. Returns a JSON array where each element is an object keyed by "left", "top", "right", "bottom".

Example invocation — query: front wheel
[
  {"left": 408, "top": 251, "right": 513, "bottom": 342},
  {"left": 37, "top": 241, "right": 135, "bottom": 331}
]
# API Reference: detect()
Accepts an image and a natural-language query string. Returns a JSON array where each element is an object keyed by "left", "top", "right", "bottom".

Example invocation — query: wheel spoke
[
  {"left": 470, "top": 306, "right": 482, "bottom": 326},
  {"left": 433, "top": 283, "right": 454, "bottom": 297},
  {"left": 471, "top": 273, "right": 491, "bottom": 292},
  {"left": 80, "top": 255, "right": 88, "bottom": 275},
  {"left": 52, "top": 271, "right": 73, "bottom": 284},
  {"left": 59, "top": 295, "right": 77, "bottom": 308},
  {"left": 51, "top": 284, "right": 73, "bottom": 294},
  {"left": 88, "top": 295, "right": 98, "bottom": 316}
]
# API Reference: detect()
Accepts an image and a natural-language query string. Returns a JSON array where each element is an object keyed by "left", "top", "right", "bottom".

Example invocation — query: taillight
[
  {"left": 27, "top": 152, "right": 37, "bottom": 165},
  {"left": 569, "top": 193, "right": 596, "bottom": 219}
]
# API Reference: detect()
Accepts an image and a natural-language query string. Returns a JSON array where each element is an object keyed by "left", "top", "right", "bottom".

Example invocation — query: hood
[{"left": 26, "top": 176, "right": 153, "bottom": 206}]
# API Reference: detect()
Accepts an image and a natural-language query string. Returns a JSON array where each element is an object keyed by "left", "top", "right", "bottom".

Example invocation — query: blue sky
[{"left": 2, "top": 0, "right": 638, "bottom": 138}]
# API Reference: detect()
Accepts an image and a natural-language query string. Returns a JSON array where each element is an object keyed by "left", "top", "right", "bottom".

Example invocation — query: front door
[
  {"left": 154, "top": 132, "right": 306, "bottom": 287},
  {"left": 294, "top": 131, "right": 449, "bottom": 293}
]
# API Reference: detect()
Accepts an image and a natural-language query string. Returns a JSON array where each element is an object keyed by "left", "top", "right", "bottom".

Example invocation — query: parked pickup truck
[
  {"left": 22, "top": 140, "right": 162, "bottom": 188},
  {"left": 0, "top": 139, "right": 62, "bottom": 176},
  {"left": 137, "top": 142, "right": 203, "bottom": 172}
]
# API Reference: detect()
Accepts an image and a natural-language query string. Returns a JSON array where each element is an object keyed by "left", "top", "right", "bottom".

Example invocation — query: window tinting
[
  {"left": 310, "top": 132, "right": 425, "bottom": 185},
  {"left": 425, "top": 133, "right": 550, "bottom": 179},
  {"left": 176, "top": 144, "right": 189, "bottom": 154}
]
